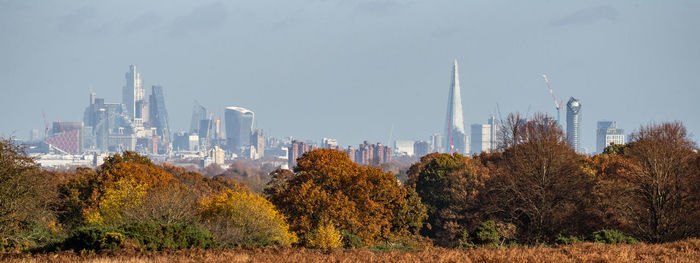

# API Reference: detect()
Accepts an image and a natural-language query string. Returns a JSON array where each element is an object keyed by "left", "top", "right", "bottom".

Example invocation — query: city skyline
[{"left": 1, "top": 1, "right": 699, "bottom": 152}]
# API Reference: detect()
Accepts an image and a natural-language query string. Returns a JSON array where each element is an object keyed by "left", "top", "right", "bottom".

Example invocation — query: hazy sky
[{"left": 1, "top": 0, "right": 699, "bottom": 152}]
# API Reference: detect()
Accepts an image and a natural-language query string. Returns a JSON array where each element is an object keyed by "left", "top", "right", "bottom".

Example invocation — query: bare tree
[{"left": 623, "top": 122, "right": 698, "bottom": 242}]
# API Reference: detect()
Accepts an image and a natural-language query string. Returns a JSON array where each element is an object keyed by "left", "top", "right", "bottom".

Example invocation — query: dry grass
[{"left": 2, "top": 239, "right": 698, "bottom": 263}]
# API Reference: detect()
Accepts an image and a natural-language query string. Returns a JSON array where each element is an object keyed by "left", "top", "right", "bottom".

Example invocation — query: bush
[
  {"left": 591, "top": 230, "right": 638, "bottom": 244},
  {"left": 63, "top": 226, "right": 124, "bottom": 251},
  {"left": 473, "top": 221, "right": 500, "bottom": 246},
  {"left": 554, "top": 234, "right": 584, "bottom": 245},
  {"left": 307, "top": 223, "right": 343, "bottom": 250},
  {"left": 340, "top": 229, "right": 363, "bottom": 249},
  {"left": 120, "top": 222, "right": 214, "bottom": 250}
]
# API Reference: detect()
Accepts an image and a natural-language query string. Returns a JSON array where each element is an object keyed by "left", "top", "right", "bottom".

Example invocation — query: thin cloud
[
  {"left": 121, "top": 11, "right": 162, "bottom": 35},
  {"left": 169, "top": 2, "right": 228, "bottom": 38},
  {"left": 550, "top": 5, "right": 618, "bottom": 26}
]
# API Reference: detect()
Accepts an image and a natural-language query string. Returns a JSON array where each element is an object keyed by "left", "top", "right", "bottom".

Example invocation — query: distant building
[
  {"left": 394, "top": 140, "right": 414, "bottom": 156},
  {"left": 444, "top": 60, "right": 468, "bottom": 155},
  {"left": 350, "top": 141, "right": 391, "bottom": 165},
  {"left": 470, "top": 123, "right": 491, "bottom": 155},
  {"left": 49, "top": 122, "right": 84, "bottom": 154},
  {"left": 596, "top": 121, "right": 625, "bottom": 153},
  {"left": 488, "top": 115, "right": 499, "bottom": 152},
  {"left": 225, "top": 107, "right": 254, "bottom": 153},
  {"left": 566, "top": 97, "right": 582, "bottom": 153},
  {"left": 250, "top": 129, "right": 264, "bottom": 159},
  {"left": 431, "top": 133, "right": 442, "bottom": 153},
  {"left": 414, "top": 140, "right": 431, "bottom": 157},
  {"left": 172, "top": 132, "right": 199, "bottom": 151},
  {"left": 122, "top": 65, "right": 145, "bottom": 123},
  {"left": 149, "top": 85, "right": 170, "bottom": 154},
  {"left": 322, "top": 138, "right": 339, "bottom": 149},
  {"left": 190, "top": 101, "right": 207, "bottom": 134},
  {"left": 288, "top": 140, "right": 313, "bottom": 168}
]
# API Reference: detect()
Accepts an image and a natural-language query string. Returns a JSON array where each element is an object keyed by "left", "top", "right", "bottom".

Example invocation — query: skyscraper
[
  {"left": 190, "top": 101, "right": 207, "bottom": 134},
  {"left": 470, "top": 123, "right": 491, "bottom": 155},
  {"left": 225, "top": 106, "right": 254, "bottom": 153},
  {"left": 566, "top": 97, "right": 582, "bottom": 153},
  {"left": 596, "top": 121, "right": 625, "bottom": 153},
  {"left": 122, "top": 65, "right": 145, "bottom": 122},
  {"left": 149, "top": 85, "right": 170, "bottom": 152},
  {"left": 444, "top": 60, "right": 468, "bottom": 155}
]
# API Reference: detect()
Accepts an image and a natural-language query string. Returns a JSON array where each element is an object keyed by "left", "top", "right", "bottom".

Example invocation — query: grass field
[{"left": 2, "top": 239, "right": 698, "bottom": 263}]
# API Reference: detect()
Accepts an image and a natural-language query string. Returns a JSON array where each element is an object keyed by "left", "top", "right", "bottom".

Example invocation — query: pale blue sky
[{"left": 1, "top": 0, "right": 699, "bottom": 152}]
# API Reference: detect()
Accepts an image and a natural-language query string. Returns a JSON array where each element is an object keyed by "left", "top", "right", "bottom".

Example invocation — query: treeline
[{"left": 0, "top": 115, "right": 698, "bottom": 252}]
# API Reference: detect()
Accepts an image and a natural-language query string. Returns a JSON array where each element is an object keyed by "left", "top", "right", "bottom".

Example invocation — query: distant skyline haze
[{"left": 1, "top": 0, "right": 699, "bottom": 152}]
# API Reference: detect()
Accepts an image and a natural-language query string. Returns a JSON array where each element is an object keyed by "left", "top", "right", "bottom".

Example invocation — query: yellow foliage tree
[
  {"left": 307, "top": 222, "right": 343, "bottom": 250},
  {"left": 84, "top": 177, "right": 149, "bottom": 225},
  {"left": 198, "top": 188, "right": 297, "bottom": 247}
]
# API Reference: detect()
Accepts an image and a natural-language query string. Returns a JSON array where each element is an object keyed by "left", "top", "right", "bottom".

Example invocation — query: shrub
[
  {"left": 199, "top": 189, "right": 297, "bottom": 247},
  {"left": 473, "top": 221, "right": 500, "bottom": 246},
  {"left": 554, "top": 234, "right": 584, "bottom": 245},
  {"left": 307, "top": 223, "right": 343, "bottom": 250},
  {"left": 340, "top": 229, "right": 363, "bottom": 249},
  {"left": 63, "top": 226, "right": 124, "bottom": 251},
  {"left": 591, "top": 230, "right": 638, "bottom": 244},
  {"left": 120, "top": 222, "right": 214, "bottom": 250}
]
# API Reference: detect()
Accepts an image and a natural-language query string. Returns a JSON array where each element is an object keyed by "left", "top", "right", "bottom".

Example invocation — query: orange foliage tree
[{"left": 266, "top": 149, "right": 426, "bottom": 247}]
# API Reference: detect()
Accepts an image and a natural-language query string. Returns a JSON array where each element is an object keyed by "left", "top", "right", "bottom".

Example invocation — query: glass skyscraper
[
  {"left": 566, "top": 97, "right": 582, "bottom": 153},
  {"left": 444, "top": 60, "right": 468, "bottom": 155},
  {"left": 225, "top": 106, "right": 254, "bottom": 153}
]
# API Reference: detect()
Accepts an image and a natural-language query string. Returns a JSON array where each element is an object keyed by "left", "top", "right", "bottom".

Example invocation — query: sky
[{"left": 1, "top": 0, "right": 699, "bottom": 153}]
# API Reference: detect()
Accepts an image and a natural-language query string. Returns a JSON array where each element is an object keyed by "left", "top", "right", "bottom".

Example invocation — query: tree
[
  {"left": 0, "top": 138, "right": 56, "bottom": 246},
  {"left": 406, "top": 153, "right": 489, "bottom": 246},
  {"left": 266, "top": 149, "right": 426, "bottom": 247},
  {"left": 622, "top": 122, "right": 698, "bottom": 242},
  {"left": 198, "top": 188, "right": 297, "bottom": 247},
  {"left": 485, "top": 113, "right": 594, "bottom": 243}
]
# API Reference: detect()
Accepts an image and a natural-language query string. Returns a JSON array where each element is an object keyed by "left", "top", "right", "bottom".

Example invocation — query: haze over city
[{"left": 1, "top": 0, "right": 699, "bottom": 152}]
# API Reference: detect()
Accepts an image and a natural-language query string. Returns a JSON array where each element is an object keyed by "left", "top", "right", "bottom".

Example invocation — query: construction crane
[{"left": 542, "top": 74, "right": 564, "bottom": 124}]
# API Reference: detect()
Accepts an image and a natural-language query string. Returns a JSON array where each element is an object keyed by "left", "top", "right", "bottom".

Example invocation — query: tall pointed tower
[{"left": 444, "top": 59, "right": 468, "bottom": 154}]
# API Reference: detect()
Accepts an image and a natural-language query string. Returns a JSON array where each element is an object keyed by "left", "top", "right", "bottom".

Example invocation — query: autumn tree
[
  {"left": 622, "top": 122, "right": 698, "bottom": 242},
  {"left": 266, "top": 149, "right": 426, "bottom": 247},
  {"left": 0, "top": 138, "right": 56, "bottom": 246},
  {"left": 406, "top": 153, "right": 490, "bottom": 246},
  {"left": 486, "top": 113, "right": 594, "bottom": 243}
]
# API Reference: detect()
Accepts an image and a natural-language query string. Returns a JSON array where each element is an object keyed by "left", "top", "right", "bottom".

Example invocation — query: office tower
[
  {"left": 123, "top": 65, "right": 145, "bottom": 122},
  {"left": 444, "top": 60, "right": 468, "bottom": 155},
  {"left": 431, "top": 133, "right": 442, "bottom": 153},
  {"left": 190, "top": 101, "right": 207, "bottom": 134},
  {"left": 225, "top": 107, "right": 254, "bottom": 153},
  {"left": 470, "top": 123, "right": 492, "bottom": 155},
  {"left": 149, "top": 85, "right": 170, "bottom": 145},
  {"left": 566, "top": 97, "right": 582, "bottom": 153},
  {"left": 414, "top": 140, "right": 430, "bottom": 157},
  {"left": 30, "top": 129, "right": 40, "bottom": 142},
  {"left": 596, "top": 121, "right": 625, "bottom": 153},
  {"left": 50, "top": 122, "right": 84, "bottom": 154},
  {"left": 488, "top": 115, "right": 498, "bottom": 152},
  {"left": 250, "top": 129, "right": 264, "bottom": 159},
  {"left": 394, "top": 140, "right": 415, "bottom": 156}
]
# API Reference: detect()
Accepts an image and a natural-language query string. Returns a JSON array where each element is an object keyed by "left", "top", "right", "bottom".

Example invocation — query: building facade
[
  {"left": 444, "top": 60, "right": 468, "bottom": 155},
  {"left": 224, "top": 107, "right": 254, "bottom": 153},
  {"left": 596, "top": 121, "right": 625, "bottom": 153},
  {"left": 566, "top": 97, "right": 582, "bottom": 153},
  {"left": 470, "top": 123, "right": 491, "bottom": 155}
]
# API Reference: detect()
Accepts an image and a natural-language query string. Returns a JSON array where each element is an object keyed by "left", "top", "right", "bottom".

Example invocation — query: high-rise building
[
  {"left": 470, "top": 123, "right": 491, "bottom": 155},
  {"left": 431, "top": 133, "right": 442, "bottom": 153},
  {"left": 566, "top": 97, "right": 582, "bottom": 153},
  {"left": 488, "top": 115, "right": 499, "bottom": 152},
  {"left": 322, "top": 138, "right": 339, "bottom": 149},
  {"left": 190, "top": 101, "right": 207, "bottom": 134},
  {"left": 225, "top": 107, "right": 254, "bottom": 153},
  {"left": 149, "top": 85, "right": 170, "bottom": 153},
  {"left": 250, "top": 129, "right": 264, "bottom": 159},
  {"left": 414, "top": 140, "right": 430, "bottom": 157},
  {"left": 394, "top": 140, "right": 414, "bottom": 156},
  {"left": 122, "top": 65, "right": 145, "bottom": 122},
  {"left": 444, "top": 60, "right": 468, "bottom": 155},
  {"left": 288, "top": 140, "right": 313, "bottom": 168},
  {"left": 596, "top": 121, "right": 625, "bottom": 153}
]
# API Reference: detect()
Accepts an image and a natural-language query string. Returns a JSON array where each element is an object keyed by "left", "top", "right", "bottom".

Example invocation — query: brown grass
[{"left": 2, "top": 239, "right": 698, "bottom": 263}]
